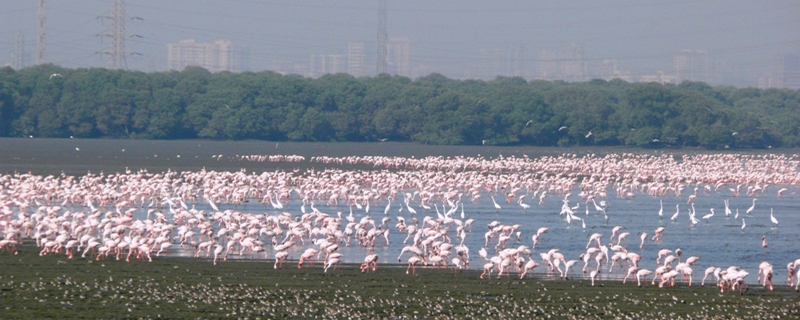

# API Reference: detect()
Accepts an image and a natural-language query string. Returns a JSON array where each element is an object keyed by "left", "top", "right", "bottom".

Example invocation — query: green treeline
[{"left": 1, "top": 64, "right": 799, "bottom": 149}]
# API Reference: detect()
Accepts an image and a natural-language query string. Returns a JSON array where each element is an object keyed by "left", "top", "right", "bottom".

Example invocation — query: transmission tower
[
  {"left": 14, "top": 32, "right": 25, "bottom": 70},
  {"left": 514, "top": 45, "right": 526, "bottom": 78},
  {"left": 101, "top": 0, "right": 138, "bottom": 69},
  {"left": 36, "top": 0, "right": 45, "bottom": 65},
  {"left": 376, "top": 0, "right": 388, "bottom": 75}
]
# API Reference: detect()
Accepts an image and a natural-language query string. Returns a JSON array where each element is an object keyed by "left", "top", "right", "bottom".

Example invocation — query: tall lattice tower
[
  {"left": 14, "top": 32, "right": 25, "bottom": 69},
  {"left": 36, "top": 0, "right": 45, "bottom": 65},
  {"left": 514, "top": 45, "right": 526, "bottom": 78},
  {"left": 376, "top": 0, "right": 388, "bottom": 75},
  {"left": 101, "top": 0, "right": 133, "bottom": 69}
]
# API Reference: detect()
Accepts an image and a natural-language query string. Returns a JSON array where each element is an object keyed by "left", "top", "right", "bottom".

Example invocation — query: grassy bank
[{"left": 1, "top": 247, "right": 798, "bottom": 319}]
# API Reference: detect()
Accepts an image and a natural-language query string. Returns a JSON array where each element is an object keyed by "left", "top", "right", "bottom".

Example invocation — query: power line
[
  {"left": 36, "top": 0, "right": 45, "bottom": 65},
  {"left": 514, "top": 45, "right": 526, "bottom": 77},
  {"left": 376, "top": 0, "right": 387, "bottom": 75},
  {"left": 100, "top": 0, "right": 140, "bottom": 69},
  {"left": 13, "top": 32, "right": 25, "bottom": 69}
]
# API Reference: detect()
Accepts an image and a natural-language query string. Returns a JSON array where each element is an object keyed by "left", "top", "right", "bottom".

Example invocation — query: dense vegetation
[{"left": 1, "top": 64, "right": 798, "bottom": 149}]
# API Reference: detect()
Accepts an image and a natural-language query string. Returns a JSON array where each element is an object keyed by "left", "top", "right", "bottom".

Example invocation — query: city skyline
[
  {"left": 167, "top": 39, "right": 233, "bottom": 73},
  {"left": 1, "top": 1, "right": 798, "bottom": 88}
]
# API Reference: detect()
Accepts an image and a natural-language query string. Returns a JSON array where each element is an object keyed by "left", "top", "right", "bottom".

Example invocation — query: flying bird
[
  {"left": 585, "top": 131, "right": 593, "bottom": 138},
  {"left": 558, "top": 126, "right": 568, "bottom": 132},
  {"left": 49, "top": 73, "right": 62, "bottom": 80}
]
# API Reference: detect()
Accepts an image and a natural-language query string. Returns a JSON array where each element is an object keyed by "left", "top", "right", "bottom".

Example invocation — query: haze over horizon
[{"left": 1, "top": 0, "right": 798, "bottom": 88}]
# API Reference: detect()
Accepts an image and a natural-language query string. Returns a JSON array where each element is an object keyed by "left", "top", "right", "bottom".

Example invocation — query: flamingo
[
  {"left": 659, "top": 270, "right": 680, "bottom": 288},
  {"left": 561, "top": 260, "right": 578, "bottom": 279},
  {"left": 360, "top": 254, "right": 379, "bottom": 273},
  {"left": 298, "top": 248, "right": 318, "bottom": 268},
  {"left": 156, "top": 242, "right": 172, "bottom": 257},
  {"left": 636, "top": 269, "right": 653, "bottom": 287},
  {"left": 639, "top": 232, "right": 648, "bottom": 249},
  {"left": 519, "top": 259, "right": 539, "bottom": 279},
  {"left": 701, "top": 266, "right": 719, "bottom": 286},
  {"left": 212, "top": 244, "right": 224, "bottom": 266},
  {"left": 651, "top": 227, "right": 665, "bottom": 242},
  {"left": 480, "top": 261, "right": 495, "bottom": 279},
  {"left": 324, "top": 257, "right": 341, "bottom": 273}
]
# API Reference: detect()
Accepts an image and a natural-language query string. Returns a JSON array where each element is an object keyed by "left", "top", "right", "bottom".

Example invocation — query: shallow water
[{"left": 2, "top": 138, "right": 798, "bottom": 284}]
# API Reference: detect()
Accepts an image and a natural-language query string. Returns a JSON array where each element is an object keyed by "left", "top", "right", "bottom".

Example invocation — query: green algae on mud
[{"left": 1, "top": 248, "right": 799, "bottom": 319}]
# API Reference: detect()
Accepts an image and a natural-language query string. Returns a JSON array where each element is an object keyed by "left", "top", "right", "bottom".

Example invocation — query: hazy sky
[{"left": 1, "top": 0, "right": 798, "bottom": 86}]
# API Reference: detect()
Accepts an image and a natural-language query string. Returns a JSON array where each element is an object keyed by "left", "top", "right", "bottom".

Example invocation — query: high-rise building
[
  {"left": 673, "top": 51, "right": 691, "bottom": 82},
  {"left": 596, "top": 59, "right": 632, "bottom": 82},
  {"left": 215, "top": 40, "right": 232, "bottom": 72},
  {"left": 535, "top": 44, "right": 586, "bottom": 81},
  {"left": 536, "top": 49, "right": 559, "bottom": 80},
  {"left": 309, "top": 54, "right": 345, "bottom": 77},
  {"left": 639, "top": 70, "right": 677, "bottom": 84},
  {"left": 347, "top": 42, "right": 366, "bottom": 77},
  {"left": 387, "top": 37, "right": 410, "bottom": 77},
  {"left": 673, "top": 49, "right": 709, "bottom": 83},
  {"left": 777, "top": 54, "right": 800, "bottom": 89},
  {"left": 167, "top": 39, "right": 233, "bottom": 72},
  {"left": 237, "top": 45, "right": 251, "bottom": 72}
]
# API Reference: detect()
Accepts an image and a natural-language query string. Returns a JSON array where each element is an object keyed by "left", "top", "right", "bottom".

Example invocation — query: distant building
[
  {"left": 596, "top": 59, "right": 632, "bottom": 82},
  {"left": 536, "top": 49, "right": 559, "bottom": 80},
  {"left": 639, "top": 70, "right": 677, "bottom": 84},
  {"left": 237, "top": 45, "right": 251, "bottom": 72},
  {"left": 757, "top": 54, "right": 799, "bottom": 89},
  {"left": 778, "top": 54, "right": 800, "bottom": 89},
  {"left": 309, "top": 54, "right": 345, "bottom": 77},
  {"left": 347, "top": 42, "right": 366, "bottom": 77},
  {"left": 534, "top": 44, "right": 586, "bottom": 82},
  {"left": 272, "top": 59, "right": 308, "bottom": 76},
  {"left": 412, "top": 63, "right": 432, "bottom": 79},
  {"left": 387, "top": 37, "right": 410, "bottom": 77},
  {"left": 167, "top": 39, "right": 233, "bottom": 72},
  {"left": 673, "top": 49, "right": 709, "bottom": 83}
]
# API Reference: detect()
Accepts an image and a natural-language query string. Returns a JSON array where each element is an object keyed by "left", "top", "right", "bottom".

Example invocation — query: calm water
[{"left": 2, "top": 138, "right": 798, "bottom": 284}]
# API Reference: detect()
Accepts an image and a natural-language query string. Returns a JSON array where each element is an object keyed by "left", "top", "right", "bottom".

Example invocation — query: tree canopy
[{"left": 1, "top": 64, "right": 798, "bottom": 149}]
